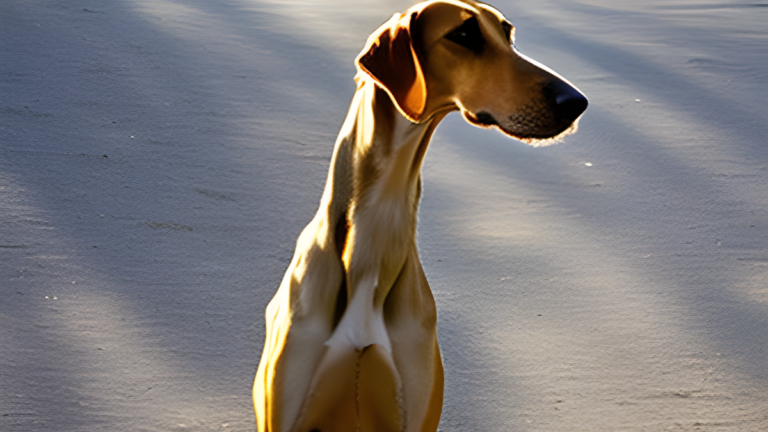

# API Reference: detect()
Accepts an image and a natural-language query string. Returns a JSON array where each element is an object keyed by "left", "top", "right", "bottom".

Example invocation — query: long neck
[
  {"left": 342, "top": 79, "right": 444, "bottom": 311},
  {"left": 350, "top": 79, "right": 442, "bottom": 218},
  {"left": 318, "top": 78, "right": 446, "bottom": 350},
  {"left": 319, "top": 79, "right": 444, "bottom": 238}
]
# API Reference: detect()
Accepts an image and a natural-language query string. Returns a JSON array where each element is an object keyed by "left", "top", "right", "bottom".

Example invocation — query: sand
[{"left": 1, "top": 0, "right": 766, "bottom": 430}]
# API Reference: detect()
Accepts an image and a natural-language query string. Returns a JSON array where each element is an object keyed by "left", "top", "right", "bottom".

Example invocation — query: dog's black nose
[{"left": 545, "top": 80, "right": 588, "bottom": 123}]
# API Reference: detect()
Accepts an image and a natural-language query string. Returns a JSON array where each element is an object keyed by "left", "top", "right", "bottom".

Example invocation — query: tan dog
[{"left": 253, "top": 1, "right": 587, "bottom": 431}]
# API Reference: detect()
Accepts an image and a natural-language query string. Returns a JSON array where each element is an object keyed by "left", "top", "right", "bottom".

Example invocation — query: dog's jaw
[{"left": 462, "top": 108, "right": 580, "bottom": 145}]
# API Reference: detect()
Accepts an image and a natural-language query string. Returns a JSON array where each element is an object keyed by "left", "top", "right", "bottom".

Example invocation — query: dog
[{"left": 253, "top": 1, "right": 587, "bottom": 431}]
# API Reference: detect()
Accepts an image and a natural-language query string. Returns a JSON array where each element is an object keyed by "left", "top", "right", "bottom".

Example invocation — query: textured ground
[{"left": 2, "top": 0, "right": 766, "bottom": 431}]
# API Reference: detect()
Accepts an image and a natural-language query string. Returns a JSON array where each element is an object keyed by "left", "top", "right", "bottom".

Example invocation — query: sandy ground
[{"left": 1, "top": 0, "right": 766, "bottom": 431}]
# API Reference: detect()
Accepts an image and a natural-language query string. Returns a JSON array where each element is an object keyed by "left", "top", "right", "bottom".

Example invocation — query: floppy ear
[{"left": 356, "top": 12, "right": 427, "bottom": 123}]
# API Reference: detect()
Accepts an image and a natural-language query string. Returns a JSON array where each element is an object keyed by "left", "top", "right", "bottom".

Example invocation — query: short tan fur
[{"left": 253, "top": 1, "right": 587, "bottom": 431}]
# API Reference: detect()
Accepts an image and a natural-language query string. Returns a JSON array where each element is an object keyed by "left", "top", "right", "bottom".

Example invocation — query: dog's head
[{"left": 356, "top": 0, "right": 587, "bottom": 144}]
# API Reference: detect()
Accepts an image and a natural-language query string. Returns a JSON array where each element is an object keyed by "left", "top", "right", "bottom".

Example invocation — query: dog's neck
[
  {"left": 321, "top": 78, "right": 445, "bottom": 239},
  {"left": 319, "top": 78, "right": 445, "bottom": 349}
]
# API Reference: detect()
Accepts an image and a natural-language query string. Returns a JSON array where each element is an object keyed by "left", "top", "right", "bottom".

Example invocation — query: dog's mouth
[
  {"left": 464, "top": 110, "right": 498, "bottom": 127},
  {"left": 462, "top": 106, "right": 583, "bottom": 147},
  {"left": 461, "top": 80, "right": 588, "bottom": 146}
]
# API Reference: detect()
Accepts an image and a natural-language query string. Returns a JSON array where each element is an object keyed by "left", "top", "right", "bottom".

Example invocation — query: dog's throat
[{"left": 331, "top": 79, "right": 442, "bottom": 347}]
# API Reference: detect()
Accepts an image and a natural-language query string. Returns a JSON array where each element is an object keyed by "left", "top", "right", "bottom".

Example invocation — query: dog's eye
[
  {"left": 445, "top": 16, "right": 485, "bottom": 53},
  {"left": 501, "top": 20, "right": 515, "bottom": 45}
]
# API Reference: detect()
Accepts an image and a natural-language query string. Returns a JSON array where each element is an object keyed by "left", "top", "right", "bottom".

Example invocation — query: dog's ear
[{"left": 356, "top": 12, "right": 427, "bottom": 123}]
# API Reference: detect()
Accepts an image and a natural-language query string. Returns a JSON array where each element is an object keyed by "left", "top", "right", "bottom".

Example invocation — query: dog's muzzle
[{"left": 463, "top": 79, "right": 587, "bottom": 142}]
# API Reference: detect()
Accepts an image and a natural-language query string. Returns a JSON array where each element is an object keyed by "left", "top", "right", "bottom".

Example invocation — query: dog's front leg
[{"left": 254, "top": 214, "right": 346, "bottom": 432}]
